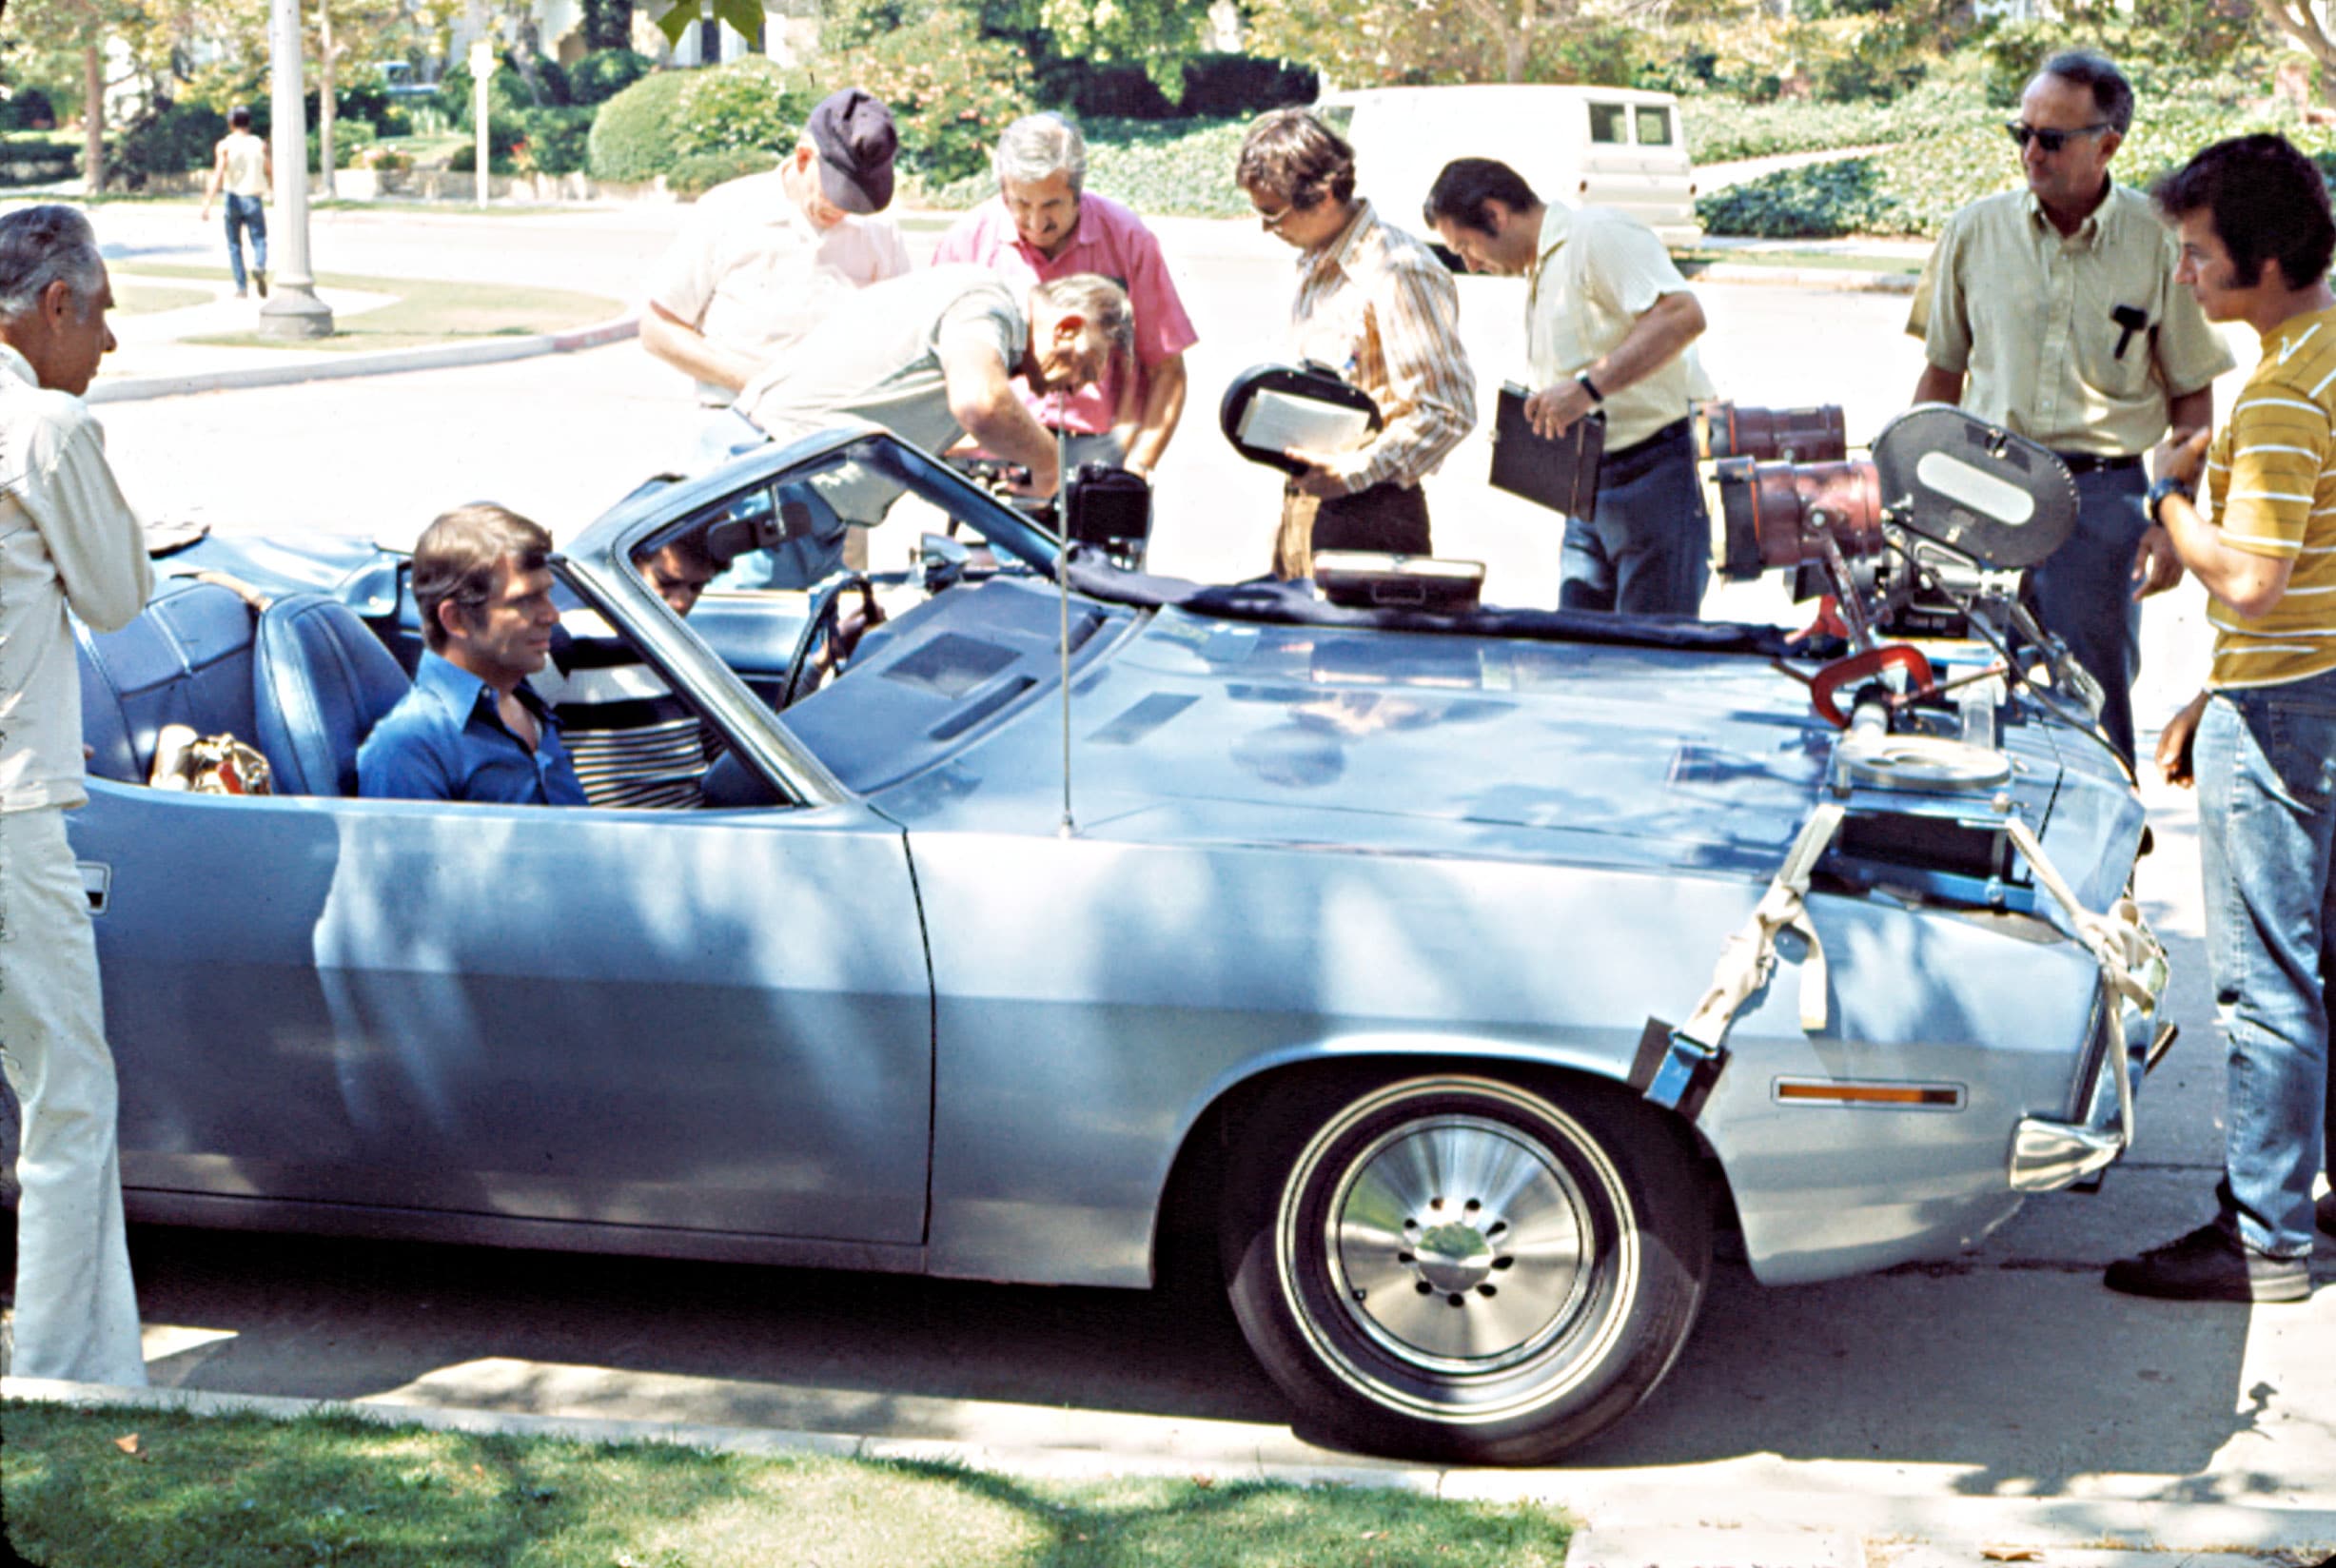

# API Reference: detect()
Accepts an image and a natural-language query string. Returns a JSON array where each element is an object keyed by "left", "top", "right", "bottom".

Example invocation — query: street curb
[
  {"left": 86, "top": 313, "right": 639, "bottom": 405},
  {"left": 8, "top": 1376, "right": 2333, "bottom": 1559},
  {"left": 1687, "top": 262, "right": 1916, "bottom": 294}
]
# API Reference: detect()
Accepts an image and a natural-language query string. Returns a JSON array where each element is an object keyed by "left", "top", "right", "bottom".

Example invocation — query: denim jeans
[
  {"left": 223, "top": 193, "right": 267, "bottom": 293},
  {"left": 1560, "top": 418, "right": 1709, "bottom": 617},
  {"left": 2198, "top": 665, "right": 2336, "bottom": 1259},
  {"left": 2026, "top": 464, "right": 2148, "bottom": 763}
]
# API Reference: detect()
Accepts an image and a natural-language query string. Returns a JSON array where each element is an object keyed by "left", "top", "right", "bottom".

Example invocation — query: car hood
[{"left": 868, "top": 604, "right": 2066, "bottom": 883}]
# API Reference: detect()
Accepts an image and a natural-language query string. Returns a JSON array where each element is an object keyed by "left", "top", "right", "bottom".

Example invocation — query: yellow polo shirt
[
  {"left": 1906, "top": 183, "right": 2233, "bottom": 456},
  {"left": 2202, "top": 305, "right": 2336, "bottom": 689}
]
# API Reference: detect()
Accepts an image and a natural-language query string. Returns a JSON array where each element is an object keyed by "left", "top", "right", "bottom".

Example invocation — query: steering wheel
[{"left": 775, "top": 573, "right": 880, "bottom": 710}]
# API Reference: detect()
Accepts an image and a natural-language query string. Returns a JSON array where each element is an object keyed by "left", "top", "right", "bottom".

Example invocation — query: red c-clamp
[{"left": 1809, "top": 644, "right": 1935, "bottom": 729}]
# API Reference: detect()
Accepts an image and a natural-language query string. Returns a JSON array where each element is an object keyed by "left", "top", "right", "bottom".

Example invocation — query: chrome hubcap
[{"left": 1327, "top": 1113, "right": 1592, "bottom": 1371}]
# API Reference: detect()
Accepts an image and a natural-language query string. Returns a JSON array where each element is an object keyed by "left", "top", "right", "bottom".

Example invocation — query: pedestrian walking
[{"left": 199, "top": 106, "right": 272, "bottom": 300}]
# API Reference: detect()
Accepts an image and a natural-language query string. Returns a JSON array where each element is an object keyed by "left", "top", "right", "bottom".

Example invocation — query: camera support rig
[{"left": 1705, "top": 402, "right": 2102, "bottom": 752}]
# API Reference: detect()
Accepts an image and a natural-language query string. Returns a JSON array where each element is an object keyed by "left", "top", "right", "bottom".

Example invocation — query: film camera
[{"left": 1698, "top": 402, "right": 2102, "bottom": 744}]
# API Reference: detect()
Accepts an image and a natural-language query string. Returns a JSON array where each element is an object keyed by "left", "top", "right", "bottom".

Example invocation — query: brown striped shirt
[
  {"left": 2203, "top": 304, "right": 2336, "bottom": 688},
  {"left": 1287, "top": 201, "right": 1477, "bottom": 494}
]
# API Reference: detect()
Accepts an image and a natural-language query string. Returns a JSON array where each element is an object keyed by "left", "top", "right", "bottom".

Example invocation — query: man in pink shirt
[{"left": 932, "top": 113, "right": 1197, "bottom": 479}]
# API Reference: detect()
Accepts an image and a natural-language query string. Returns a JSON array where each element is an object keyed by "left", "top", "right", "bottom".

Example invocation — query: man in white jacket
[{"left": 0, "top": 204, "right": 154, "bottom": 1384}]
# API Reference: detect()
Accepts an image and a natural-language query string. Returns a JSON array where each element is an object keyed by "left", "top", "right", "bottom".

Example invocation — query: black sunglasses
[{"left": 2006, "top": 121, "right": 2111, "bottom": 153}]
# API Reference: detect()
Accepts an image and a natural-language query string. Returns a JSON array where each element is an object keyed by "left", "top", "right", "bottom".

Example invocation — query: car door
[{"left": 82, "top": 782, "right": 933, "bottom": 1245}]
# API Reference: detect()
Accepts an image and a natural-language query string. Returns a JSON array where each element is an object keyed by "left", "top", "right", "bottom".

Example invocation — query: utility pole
[
  {"left": 470, "top": 37, "right": 495, "bottom": 207},
  {"left": 260, "top": 0, "right": 335, "bottom": 338}
]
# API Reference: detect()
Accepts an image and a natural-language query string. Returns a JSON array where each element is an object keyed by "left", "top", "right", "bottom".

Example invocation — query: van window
[
  {"left": 1635, "top": 107, "right": 1673, "bottom": 146},
  {"left": 1588, "top": 102, "right": 1628, "bottom": 144},
  {"left": 1318, "top": 105, "right": 1355, "bottom": 135}
]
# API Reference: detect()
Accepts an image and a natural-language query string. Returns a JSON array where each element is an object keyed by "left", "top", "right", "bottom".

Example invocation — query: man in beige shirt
[
  {"left": 0, "top": 205, "right": 154, "bottom": 1385},
  {"left": 1426, "top": 156, "right": 1716, "bottom": 617},
  {"left": 643, "top": 88, "right": 912, "bottom": 461},
  {"left": 1908, "top": 50, "right": 2233, "bottom": 761}
]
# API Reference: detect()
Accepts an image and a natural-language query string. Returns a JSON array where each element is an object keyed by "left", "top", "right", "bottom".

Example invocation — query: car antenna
[{"left": 1053, "top": 410, "right": 1076, "bottom": 838}]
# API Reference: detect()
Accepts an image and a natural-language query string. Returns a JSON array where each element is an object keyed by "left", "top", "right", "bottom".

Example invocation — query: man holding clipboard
[{"left": 1426, "top": 158, "right": 1715, "bottom": 617}]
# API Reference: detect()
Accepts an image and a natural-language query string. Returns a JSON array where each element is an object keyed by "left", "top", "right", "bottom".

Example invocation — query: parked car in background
[{"left": 1314, "top": 84, "right": 1701, "bottom": 248}]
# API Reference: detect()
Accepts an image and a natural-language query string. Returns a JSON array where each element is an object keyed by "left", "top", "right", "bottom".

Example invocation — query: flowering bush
[{"left": 818, "top": 9, "right": 1038, "bottom": 186}]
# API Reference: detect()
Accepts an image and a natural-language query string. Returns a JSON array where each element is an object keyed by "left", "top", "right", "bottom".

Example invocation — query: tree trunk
[
  {"left": 319, "top": 0, "right": 338, "bottom": 198},
  {"left": 83, "top": 40, "right": 105, "bottom": 195}
]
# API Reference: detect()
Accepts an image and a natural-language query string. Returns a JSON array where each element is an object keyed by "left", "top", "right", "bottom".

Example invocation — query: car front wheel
[{"left": 1223, "top": 1070, "right": 1710, "bottom": 1464}]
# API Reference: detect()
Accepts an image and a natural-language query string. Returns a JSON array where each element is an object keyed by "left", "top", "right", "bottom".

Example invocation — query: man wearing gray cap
[{"left": 643, "top": 88, "right": 913, "bottom": 446}]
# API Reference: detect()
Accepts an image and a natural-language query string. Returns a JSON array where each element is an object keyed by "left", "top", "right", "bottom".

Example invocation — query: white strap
[{"left": 1679, "top": 802, "right": 1846, "bottom": 1047}]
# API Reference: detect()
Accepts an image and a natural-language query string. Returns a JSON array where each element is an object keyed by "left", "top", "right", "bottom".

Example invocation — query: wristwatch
[
  {"left": 2146, "top": 474, "right": 2193, "bottom": 527},
  {"left": 1575, "top": 369, "right": 1605, "bottom": 404}
]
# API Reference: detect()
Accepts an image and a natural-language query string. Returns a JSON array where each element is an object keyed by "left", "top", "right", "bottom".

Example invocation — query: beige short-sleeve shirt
[
  {"left": 1526, "top": 204, "right": 1715, "bottom": 452},
  {"left": 1906, "top": 184, "right": 2233, "bottom": 456},
  {"left": 647, "top": 168, "right": 913, "bottom": 405}
]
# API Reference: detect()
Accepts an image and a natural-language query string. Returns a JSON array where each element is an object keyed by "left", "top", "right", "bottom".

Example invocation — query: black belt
[{"left": 2051, "top": 450, "right": 2144, "bottom": 475}]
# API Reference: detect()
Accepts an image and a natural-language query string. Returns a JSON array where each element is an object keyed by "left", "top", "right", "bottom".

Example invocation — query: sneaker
[
  {"left": 254, "top": 269, "right": 268, "bottom": 298},
  {"left": 2106, "top": 1223, "right": 2309, "bottom": 1303}
]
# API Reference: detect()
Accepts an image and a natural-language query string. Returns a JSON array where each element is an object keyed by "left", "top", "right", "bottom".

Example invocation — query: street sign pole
[
  {"left": 258, "top": 0, "right": 334, "bottom": 339},
  {"left": 472, "top": 38, "right": 494, "bottom": 208}
]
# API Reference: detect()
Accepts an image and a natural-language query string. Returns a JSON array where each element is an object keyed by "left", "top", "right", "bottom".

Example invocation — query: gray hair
[
  {"left": 994, "top": 113, "right": 1087, "bottom": 194},
  {"left": 0, "top": 205, "right": 106, "bottom": 323},
  {"left": 2038, "top": 50, "right": 2135, "bottom": 136},
  {"left": 1033, "top": 271, "right": 1132, "bottom": 355}
]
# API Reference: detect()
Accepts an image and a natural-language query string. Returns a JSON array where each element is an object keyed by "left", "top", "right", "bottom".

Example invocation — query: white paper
[{"left": 1238, "top": 389, "right": 1373, "bottom": 455}]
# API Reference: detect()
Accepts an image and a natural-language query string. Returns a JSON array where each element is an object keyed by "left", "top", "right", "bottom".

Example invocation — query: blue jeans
[
  {"left": 2026, "top": 464, "right": 2148, "bottom": 763},
  {"left": 224, "top": 193, "right": 267, "bottom": 292},
  {"left": 2198, "top": 666, "right": 2336, "bottom": 1259},
  {"left": 1560, "top": 418, "right": 1709, "bottom": 617}
]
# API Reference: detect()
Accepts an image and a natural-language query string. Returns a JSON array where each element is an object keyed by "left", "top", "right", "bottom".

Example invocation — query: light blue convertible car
[{"left": 65, "top": 420, "right": 2166, "bottom": 1462}]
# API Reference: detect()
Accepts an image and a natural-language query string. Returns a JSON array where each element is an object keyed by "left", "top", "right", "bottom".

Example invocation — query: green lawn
[
  {"left": 111, "top": 263, "right": 621, "bottom": 350},
  {"left": 1, "top": 1401, "right": 1572, "bottom": 1568},
  {"left": 1675, "top": 246, "right": 1924, "bottom": 275},
  {"left": 112, "top": 281, "right": 216, "bottom": 314}
]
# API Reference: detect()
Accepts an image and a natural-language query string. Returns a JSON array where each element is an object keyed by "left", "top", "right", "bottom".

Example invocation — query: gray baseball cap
[{"left": 806, "top": 88, "right": 897, "bottom": 214}]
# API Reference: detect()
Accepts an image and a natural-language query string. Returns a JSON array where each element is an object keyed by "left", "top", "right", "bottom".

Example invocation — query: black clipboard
[{"left": 1489, "top": 382, "right": 1603, "bottom": 517}]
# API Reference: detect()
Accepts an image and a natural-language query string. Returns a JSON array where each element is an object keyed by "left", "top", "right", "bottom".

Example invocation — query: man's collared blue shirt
[{"left": 358, "top": 650, "right": 589, "bottom": 805}]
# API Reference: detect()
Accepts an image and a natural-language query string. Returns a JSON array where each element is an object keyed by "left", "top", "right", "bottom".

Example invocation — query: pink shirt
[{"left": 931, "top": 191, "right": 1198, "bottom": 436}]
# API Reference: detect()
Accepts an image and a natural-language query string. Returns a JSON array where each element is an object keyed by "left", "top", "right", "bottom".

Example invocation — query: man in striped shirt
[
  {"left": 2106, "top": 133, "right": 2335, "bottom": 1303},
  {"left": 532, "top": 534, "right": 721, "bottom": 810},
  {"left": 1236, "top": 109, "right": 1476, "bottom": 579}
]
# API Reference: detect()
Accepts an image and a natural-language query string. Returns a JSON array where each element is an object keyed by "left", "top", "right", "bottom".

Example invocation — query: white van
[{"left": 1311, "top": 85, "right": 1701, "bottom": 248}]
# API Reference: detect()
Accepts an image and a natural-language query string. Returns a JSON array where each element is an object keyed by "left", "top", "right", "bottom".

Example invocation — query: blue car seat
[{"left": 251, "top": 594, "right": 411, "bottom": 795}]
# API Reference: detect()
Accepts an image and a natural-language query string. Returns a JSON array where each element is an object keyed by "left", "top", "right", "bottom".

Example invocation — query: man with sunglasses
[{"left": 1907, "top": 50, "right": 2232, "bottom": 764}]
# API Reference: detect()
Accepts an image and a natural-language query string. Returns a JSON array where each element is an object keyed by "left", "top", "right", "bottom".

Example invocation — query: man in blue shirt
[{"left": 359, "top": 503, "right": 589, "bottom": 805}]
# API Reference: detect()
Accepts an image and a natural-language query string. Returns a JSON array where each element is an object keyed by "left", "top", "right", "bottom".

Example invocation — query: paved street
[{"left": 25, "top": 201, "right": 2336, "bottom": 1557}]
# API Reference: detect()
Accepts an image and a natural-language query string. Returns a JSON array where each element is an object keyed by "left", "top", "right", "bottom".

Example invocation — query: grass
[
  {"left": 112, "top": 281, "right": 216, "bottom": 314},
  {"left": 0, "top": 1400, "right": 1572, "bottom": 1568},
  {"left": 110, "top": 263, "right": 620, "bottom": 349},
  {"left": 1675, "top": 246, "right": 1922, "bottom": 275}
]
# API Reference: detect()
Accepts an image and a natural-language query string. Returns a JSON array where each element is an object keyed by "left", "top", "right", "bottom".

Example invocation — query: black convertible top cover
[{"left": 1063, "top": 549, "right": 1801, "bottom": 660}]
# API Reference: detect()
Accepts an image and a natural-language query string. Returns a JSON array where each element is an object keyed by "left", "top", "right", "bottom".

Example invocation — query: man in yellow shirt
[
  {"left": 1908, "top": 51, "right": 2234, "bottom": 762},
  {"left": 2107, "top": 133, "right": 2335, "bottom": 1303}
]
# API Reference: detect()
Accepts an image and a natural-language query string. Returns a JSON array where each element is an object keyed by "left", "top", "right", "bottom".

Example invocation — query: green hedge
[
  {"left": 922, "top": 117, "right": 1251, "bottom": 217},
  {"left": 585, "top": 67, "right": 691, "bottom": 183},
  {"left": 1699, "top": 100, "right": 2336, "bottom": 238},
  {"left": 1686, "top": 79, "right": 1981, "bottom": 164},
  {"left": 586, "top": 59, "right": 811, "bottom": 186},
  {"left": 568, "top": 49, "right": 655, "bottom": 108}
]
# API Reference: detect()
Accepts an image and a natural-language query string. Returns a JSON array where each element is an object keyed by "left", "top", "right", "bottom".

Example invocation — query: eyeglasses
[
  {"left": 2006, "top": 121, "right": 2112, "bottom": 154},
  {"left": 1253, "top": 202, "right": 1297, "bottom": 231}
]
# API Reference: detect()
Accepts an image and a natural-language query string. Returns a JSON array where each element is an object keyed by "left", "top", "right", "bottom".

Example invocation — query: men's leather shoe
[
  {"left": 2105, "top": 1223, "right": 2309, "bottom": 1303},
  {"left": 254, "top": 269, "right": 268, "bottom": 298}
]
